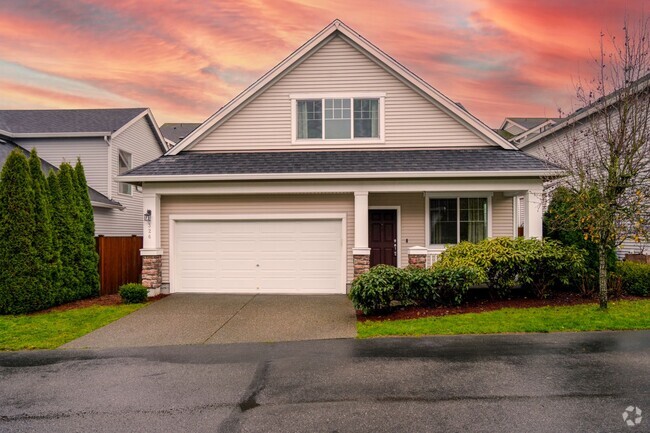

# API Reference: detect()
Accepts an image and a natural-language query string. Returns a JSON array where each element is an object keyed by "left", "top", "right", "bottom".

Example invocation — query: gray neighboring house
[
  {"left": 0, "top": 108, "right": 168, "bottom": 236},
  {"left": 495, "top": 117, "right": 562, "bottom": 144},
  {"left": 518, "top": 92, "right": 650, "bottom": 257},
  {"left": 160, "top": 123, "right": 201, "bottom": 147}
]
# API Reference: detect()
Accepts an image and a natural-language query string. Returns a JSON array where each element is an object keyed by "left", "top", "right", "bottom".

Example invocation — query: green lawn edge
[
  {"left": 357, "top": 299, "right": 650, "bottom": 338},
  {"left": 0, "top": 304, "right": 146, "bottom": 350}
]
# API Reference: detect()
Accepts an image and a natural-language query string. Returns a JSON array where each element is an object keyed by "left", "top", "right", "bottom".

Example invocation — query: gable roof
[
  {"left": 120, "top": 148, "right": 560, "bottom": 182},
  {"left": 168, "top": 19, "right": 518, "bottom": 155},
  {"left": 0, "top": 137, "right": 123, "bottom": 209},
  {"left": 0, "top": 108, "right": 168, "bottom": 152},
  {"left": 501, "top": 117, "right": 560, "bottom": 131},
  {"left": 160, "top": 123, "right": 201, "bottom": 144}
]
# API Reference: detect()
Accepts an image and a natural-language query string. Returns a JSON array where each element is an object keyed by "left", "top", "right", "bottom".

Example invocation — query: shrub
[
  {"left": 430, "top": 262, "right": 482, "bottom": 306},
  {"left": 349, "top": 265, "right": 406, "bottom": 314},
  {"left": 119, "top": 283, "right": 149, "bottom": 304},
  {"left": 516, "top": 239, "right": 586, "bottom": 298},
  {"left": 74, "top": 160, "right": 100, "bottom": 298},
  {"left": 616, "top": 261, "right": 650, "bottom": 296}
]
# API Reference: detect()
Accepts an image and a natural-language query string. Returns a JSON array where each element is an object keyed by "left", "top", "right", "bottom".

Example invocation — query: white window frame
[
  {"left": 118, "top": 149, "right": 132, "bottom": 196},
  {"left": 290, "top": 92, "right": 386, "bottom": 145},
  {"left": 425, "top": 192, "right": 493, "bottom": 250}
]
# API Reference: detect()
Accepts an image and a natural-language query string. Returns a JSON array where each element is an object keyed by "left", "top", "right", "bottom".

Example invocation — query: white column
[
  {"left": 353, "top": 191, "right": 370, "bottom": 255},
  {"left": 141, "top": 190, "right": 162, "bottom": 255},
  {"left": 523, "top": 186, "right": 544, "bottom": 239}
]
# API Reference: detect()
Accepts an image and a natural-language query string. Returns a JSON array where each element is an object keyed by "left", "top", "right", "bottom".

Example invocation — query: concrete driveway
[{"left": 62, "top": 294, "right": 357, "bottom": 349}]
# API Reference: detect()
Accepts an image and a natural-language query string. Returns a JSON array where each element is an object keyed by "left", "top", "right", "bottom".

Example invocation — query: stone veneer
[
  {"left": 353, "top": 254, "right": 370, "bottom": 278},
  {"left": 142, "top": 255, "right": 162, "bottom": 296},
  {"left": 408, "top": 253, "right": 427, "bottom": 269}
]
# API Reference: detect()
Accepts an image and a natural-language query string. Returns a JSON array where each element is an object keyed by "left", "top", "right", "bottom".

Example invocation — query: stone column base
[
  {"left": 353, "top": 254, "right": 370, "bottom": 279},
  {"left": 408, "top": 246, "right": 428, "bottom": 269},
  {"left": 142, "top": 255, "right": 162, "bottom": 297}
]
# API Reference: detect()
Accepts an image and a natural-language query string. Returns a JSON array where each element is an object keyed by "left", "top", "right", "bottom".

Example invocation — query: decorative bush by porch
[
  {"left": 616, "top": 261, "right": 650, "bottom": 296},
  {"left": 0, "top": 150, "right": 100, "bottom": 314}
]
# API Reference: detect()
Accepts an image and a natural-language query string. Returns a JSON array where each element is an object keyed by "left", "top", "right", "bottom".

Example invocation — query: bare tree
[{"left": 543, "top": 18, "right": 650, "bottom": 308}]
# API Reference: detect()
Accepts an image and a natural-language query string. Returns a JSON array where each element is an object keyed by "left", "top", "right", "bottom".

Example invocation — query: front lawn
[
  {"left": 357, "top": 299, "right": 650, "bottom": 338},
  {"left": 0, "top": 304, "right": 145, "bottom": 350}
]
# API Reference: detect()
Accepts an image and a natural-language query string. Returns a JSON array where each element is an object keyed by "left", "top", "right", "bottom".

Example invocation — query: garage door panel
[{"left": 174, "top": 219, "right": 342, "bottom": 294}]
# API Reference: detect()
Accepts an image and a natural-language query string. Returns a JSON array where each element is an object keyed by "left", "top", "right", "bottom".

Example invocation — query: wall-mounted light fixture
[{"left": 144, "top": 209, "right": 152, "bottom": 222}]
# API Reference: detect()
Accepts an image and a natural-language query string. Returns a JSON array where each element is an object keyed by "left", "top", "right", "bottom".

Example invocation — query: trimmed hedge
[
  {"left": 349, "top": 263, "right": 481, "bottom": 314},
  {"left": 616, "top": 261, "right": 650, "bottom": 296},
  {"left": 119, "top": 283, "right": 149, "bottom": 304}
]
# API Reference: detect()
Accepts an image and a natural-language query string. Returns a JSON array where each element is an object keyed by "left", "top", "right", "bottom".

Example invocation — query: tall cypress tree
[
  {"left": 48, "top": 168, "right": 77, "bottom": 303},
  {"left": 0, "top": 150, "right": 45, "bottom": 314},
  {"left": 27, "top": 149, "right": 56, "bottom": 308},
  {"left": 74, "top": 159, "right": 100, "bottom": 297}
]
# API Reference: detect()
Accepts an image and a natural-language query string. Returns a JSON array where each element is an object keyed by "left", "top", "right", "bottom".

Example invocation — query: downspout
[{"left": 104, "top": 135, "right": 112, "bottom": 199}]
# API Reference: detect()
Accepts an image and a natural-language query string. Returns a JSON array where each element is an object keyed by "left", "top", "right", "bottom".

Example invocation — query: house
[
  {"left": 518, "top": 82, "right": 650, "bottom": 258},
  {"left": 160, "top": 123, "right": 201, "bottom": 147},
  {"left": 0, "top": 108, "right": 168, "bottom": 236},
  {"left": 118, "top": 20, "right": 560, "bottom": 296},
  {"left": 495, "top": 117, "right": 561, "bottom": 145}
]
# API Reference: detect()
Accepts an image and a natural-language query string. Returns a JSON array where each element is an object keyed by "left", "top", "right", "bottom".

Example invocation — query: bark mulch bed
[
  {"left": 357, "top": 292, "right": 644, "bottom": 322},
  {"left": 33, "top": 293, "right": 168, "bottom": 315}
]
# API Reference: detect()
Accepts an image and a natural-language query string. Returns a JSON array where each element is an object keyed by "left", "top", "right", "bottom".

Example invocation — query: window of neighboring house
[
  {"left": 429, "top": 197, "right": 488, "bottom": 245},
  {"left": 295, "top": 96, "right": 382, "bottom": 141},
  {"left": 118, "top": 150, "right": 132, "bottom": 195}
]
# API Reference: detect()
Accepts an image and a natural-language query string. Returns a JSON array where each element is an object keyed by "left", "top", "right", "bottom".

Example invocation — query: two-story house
[
  {"left": 0, "top": 108, "right": 168, "bottom": 236},
  {"left": 118, "top": 20, "right": 559, "bottom": 296}
]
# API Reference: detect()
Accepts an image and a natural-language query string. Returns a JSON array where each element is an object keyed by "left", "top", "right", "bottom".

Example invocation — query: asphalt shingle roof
[
  {"left": 0, "top": 138, "right": 122, "bottom": 208},
  {"left": 160, "top": 123, "right": 201, "bottom": 144},
  {"left": 0, "top": 108, "right": 147, "bottom": 134},
  {"left": 123, "top": 148, "right": 557, "bottom": 177},
  {"left": 508, "top": 117, "right": 561, "bottom": 130}
]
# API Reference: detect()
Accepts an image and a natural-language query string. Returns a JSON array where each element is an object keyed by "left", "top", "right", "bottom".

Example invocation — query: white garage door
[{"left": 173, "top": 219, "right": 343, "bottom": 294}]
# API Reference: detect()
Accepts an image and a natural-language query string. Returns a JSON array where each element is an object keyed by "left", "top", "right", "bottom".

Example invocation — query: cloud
[{"left": 0, "top": 0, "right": 644, "bottom": 126}]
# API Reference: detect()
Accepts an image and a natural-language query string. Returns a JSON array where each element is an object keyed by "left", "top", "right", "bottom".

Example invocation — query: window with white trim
[
  {"left": 118, "top": 150, "right": 132, "bottom": 195},
  {"left": 295, "top": 97, "right": 381, "bottom": 141},
  {"left": 429, "top": 197, "right": 488, "bottom": 245}
]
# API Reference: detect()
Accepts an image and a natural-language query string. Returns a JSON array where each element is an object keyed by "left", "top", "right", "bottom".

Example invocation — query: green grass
[
  {"left": 0, "top": 304, "right": 145, "bottom": 350},
  {"left": 357, "top": 299, "right": 650, "bottom": 338}
]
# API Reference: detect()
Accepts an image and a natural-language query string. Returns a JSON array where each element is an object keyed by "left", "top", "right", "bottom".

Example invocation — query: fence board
[{"left": 96, "top": 236, "right": 143, "bottom": 295}]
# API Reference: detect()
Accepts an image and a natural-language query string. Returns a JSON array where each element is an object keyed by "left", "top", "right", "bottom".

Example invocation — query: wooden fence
[{"left": 96, "top": 235, "right": 143, "bottom": 295}]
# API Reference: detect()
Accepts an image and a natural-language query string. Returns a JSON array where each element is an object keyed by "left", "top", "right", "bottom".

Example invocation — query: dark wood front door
[{"left": 369, "top": 209, "right": 397, "bottom": 267}]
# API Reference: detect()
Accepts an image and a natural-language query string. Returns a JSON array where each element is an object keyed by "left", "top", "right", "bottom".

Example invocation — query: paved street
[{"left": 1, "top": 331, "right": 649, "bottom": 432}]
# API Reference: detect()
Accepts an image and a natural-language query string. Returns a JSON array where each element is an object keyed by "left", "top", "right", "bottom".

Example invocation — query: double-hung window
[
  {"left": 293, "top": 95, "right": 383, "bottom": 142},
  {"left": 429, "top": 197, "right": 489, "bottom": 246}
]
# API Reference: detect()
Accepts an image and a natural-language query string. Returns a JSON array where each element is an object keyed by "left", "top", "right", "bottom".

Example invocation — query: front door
[{"left": 369, "top": 209, "right": 397, "bottom": 267}]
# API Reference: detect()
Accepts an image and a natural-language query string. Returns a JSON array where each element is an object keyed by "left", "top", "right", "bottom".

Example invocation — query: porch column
[
  {"left": 523, "top": 186, "right": 544, "bottom": 239},
  {"left": 141, "top": 191, "right": 163, "bottom": 296},
  {"left": 408, "top": 246, "right": 428, "bottom": 269},
  {"left": 353, "top": 192, "right": 371, "bottom": 278}
]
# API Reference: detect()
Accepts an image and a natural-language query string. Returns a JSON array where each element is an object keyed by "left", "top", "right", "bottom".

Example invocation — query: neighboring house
[
  {"left": 518, "top": 88, "right": 650, "bottom": 258},
  {"left": 118, "top": 20, "right": 559, "bottom": 296},
  {"left": 0, "top": 137, "right": 121, "bottom": 209},
  {"left": 495, "top": 117, "right": 561, "bottom": 145},
  {"left": 0, "top": 108, "right": 168, "bottom": 236},
  {"left": 160, "top": 123, "right": 201, "bottom": 147}
]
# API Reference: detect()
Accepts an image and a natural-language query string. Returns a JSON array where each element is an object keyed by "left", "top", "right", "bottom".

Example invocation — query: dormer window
[{"left": 291, "top": 93, "right": 385, "bottom": 144}]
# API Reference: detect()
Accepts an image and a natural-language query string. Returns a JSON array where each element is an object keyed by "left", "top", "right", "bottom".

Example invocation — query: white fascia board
[
  {"left": 2, "top": 131, "right": 111, "bottom": 138},
  {"left": 117, "top": 169, "right": 563, "bottom": 184},
  {"left": 91, "top": 201, "right": 124, "bottom": 210},
  {"left": 167, "top": 20, "right": 518, "bottom": 155}
]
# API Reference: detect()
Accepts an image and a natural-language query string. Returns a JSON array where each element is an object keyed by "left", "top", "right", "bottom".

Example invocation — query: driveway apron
[{"left": 61, "top": 294, "right": 357, "bottom": 349}]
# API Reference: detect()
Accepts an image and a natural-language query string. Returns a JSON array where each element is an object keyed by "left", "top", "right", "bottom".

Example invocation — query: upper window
[
  {"left": 429, "top": 197, "right": 488, "bottom": 245},
  {"left": 118, "top": 150, "right": 132, "bottom": 195},
  {"left": 294, "top": 96, "right": 382, "bottom": 142}
]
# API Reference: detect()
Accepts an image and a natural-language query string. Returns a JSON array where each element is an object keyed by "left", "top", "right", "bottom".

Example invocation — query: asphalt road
[{"left": 0, "top": 331, "right": 648, "bottom": 433}]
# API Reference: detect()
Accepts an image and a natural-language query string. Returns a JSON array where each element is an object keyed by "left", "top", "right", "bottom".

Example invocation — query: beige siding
[
  {"left": 369, "top": 193, "right": 425, "bottom": 267},
  {"left": 16, "top": 137, "right": 109, "bottom": 195},
  {"left": 97, "top": 117, "right": 164, "bottom": 236},
  {"left": 192, "top": 36, "right": 492, "bottom": 152},
  {"left": 160, "top": 194, "right": 355, "bottom": 284},
  {"left": 492, "top": 192, "right": 514, "bottom": 237}
]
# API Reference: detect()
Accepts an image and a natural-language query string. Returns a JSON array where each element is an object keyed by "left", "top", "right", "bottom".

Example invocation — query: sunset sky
[{"left": 0, "top": 0, "right": 645, "bottom": 127}]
